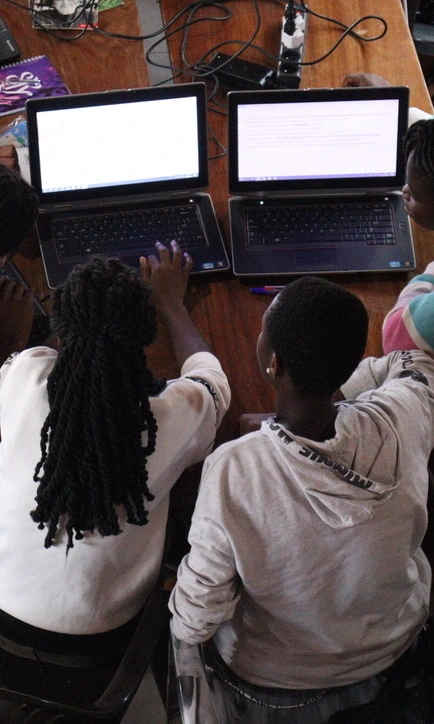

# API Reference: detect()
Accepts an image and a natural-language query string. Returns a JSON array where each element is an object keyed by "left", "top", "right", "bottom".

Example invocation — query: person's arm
[
  {"left": 169, "top": 453, "right": 241, "bottom": 644},
  {"left": 342, "top": 72, "right": 390, "bottom": 87},
  {"left": 339, "top": 353, "right": 401, "bottom": 399},
  {"left": 382, "top": 262, "right": 434, "bottom": 356},
  {"left": 339, "top": 348, "right": 434, "bottom": 401},
  {"left": 336, "top": 262, "right": 434, "bottom": 401},
  {"left": 139, "top": 241, "right": 211, "bottom": 368},
  {"left": 0, "top": 276, "right": 33, "bottom": 366},
  {"left": 342, "top": 73, "right": 433, "bottom": 127}
]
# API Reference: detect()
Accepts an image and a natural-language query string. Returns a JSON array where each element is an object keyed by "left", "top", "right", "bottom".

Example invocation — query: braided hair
[
  {"left": 32, "top": 257, "right": 166, "bottom": 551},
  {"left": 404, "top": 119, "right": 434, "bottom": 189}
]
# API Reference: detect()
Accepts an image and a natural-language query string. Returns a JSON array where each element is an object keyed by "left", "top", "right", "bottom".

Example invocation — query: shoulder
[
  {"left": 180, "top": 351, "right": 227, "bottom": 378},
  {"left": 201, "top": 428, "right": 270, "bottom": 480},
  {"left": 171, "top": 351, "right": 231, "bottom": 423},
  {"left": 192, "top": 431, "right": 268, "bottom": 513},
  {"left": 0, "top": 346, "right": 57, "bottom": 386},
  {"left": 409, "top": 107, "right": 434, "bottom": 126}
]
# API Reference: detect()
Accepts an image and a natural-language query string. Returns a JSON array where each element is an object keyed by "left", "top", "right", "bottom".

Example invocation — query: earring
[{"left": 266, "top": 367, "right": 272, "bottom": 375}]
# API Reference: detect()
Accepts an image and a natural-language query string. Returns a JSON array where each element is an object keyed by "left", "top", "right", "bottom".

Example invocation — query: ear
[{"left": 268, "top": 352, "right": 284, "bottom": 379}]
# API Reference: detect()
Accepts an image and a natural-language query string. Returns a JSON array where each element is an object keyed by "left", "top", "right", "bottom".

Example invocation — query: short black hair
[
  {"left": 0, "top": 165, "right": 38, "bottom": 255},
  {"left": 404, "top": 118, "right": 434, "bottom": 190},
  {"left": 265, "top": 277, "right": 368, "bottom": 397}
]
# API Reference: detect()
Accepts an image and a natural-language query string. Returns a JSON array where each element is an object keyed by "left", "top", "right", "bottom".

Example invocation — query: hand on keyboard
[{"left": 139, "top": 241, "right": 193, "bottom": 310}]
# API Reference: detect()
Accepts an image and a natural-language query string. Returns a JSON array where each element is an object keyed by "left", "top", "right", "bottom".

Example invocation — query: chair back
[{"left": 0, "top": 588, "right": 170, "bottom": 723}]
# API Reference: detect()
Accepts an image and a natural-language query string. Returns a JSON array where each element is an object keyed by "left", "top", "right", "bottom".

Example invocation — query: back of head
[
  {"left": 266, "top": 277, "right": 368, "bottom": 397},
  {"left": 32, "top": 257, "right": 165, "bottom": 551},
  {"left": 0, "top": 165, "right": 38, "bottom": 256},
  {"left": 50, "top": 256, "right": 157, "bottom": 348},
  {"left": 404, "top": 118, "right": 434, "bottom": 190}
]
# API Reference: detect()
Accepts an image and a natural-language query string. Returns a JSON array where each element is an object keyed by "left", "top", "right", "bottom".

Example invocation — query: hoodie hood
[{"left": 262, "top": 409, "right": 398, "bottom": 530}]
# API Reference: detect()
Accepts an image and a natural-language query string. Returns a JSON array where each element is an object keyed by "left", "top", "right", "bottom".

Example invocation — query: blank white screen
[{"left": 36, "top": 96, "right": 200, "bottom": 193}]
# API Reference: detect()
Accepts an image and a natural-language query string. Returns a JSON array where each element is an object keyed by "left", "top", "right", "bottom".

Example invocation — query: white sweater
[{"left": 0, "top": 348, "right": 230, "bottom": 634}]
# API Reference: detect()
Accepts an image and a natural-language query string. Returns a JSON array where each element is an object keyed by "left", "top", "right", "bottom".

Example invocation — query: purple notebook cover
[{"left": 0, "top": 55, "right": 69, "bottom": 117}]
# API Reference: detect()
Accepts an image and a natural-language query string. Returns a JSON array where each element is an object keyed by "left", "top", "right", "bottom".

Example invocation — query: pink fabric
[{"left": 382, "top": 308, "right": 418, "bottom": 355}]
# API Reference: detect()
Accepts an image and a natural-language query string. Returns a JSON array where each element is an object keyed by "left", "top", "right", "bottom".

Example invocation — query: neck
[{"left": 275, "top": 396, "right": 337, "bottom": 442}]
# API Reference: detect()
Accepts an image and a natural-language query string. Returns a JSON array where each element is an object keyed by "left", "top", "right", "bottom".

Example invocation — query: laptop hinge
[
  {"left": 39, "top": 189, "right": 209, "bottom": 214},
  {"left": 234, "top": 188, "right": 400, "bottom": 200}
]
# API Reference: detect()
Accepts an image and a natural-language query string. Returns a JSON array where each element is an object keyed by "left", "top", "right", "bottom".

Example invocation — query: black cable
[
  {"left": 181, "top": 2, "right": 261, "bottom": 73},
  {"left": 2, "top": 0, "right": 225, "bottom": 42},
  {"left": 145, "top": 0, "right": 261, "bottom": 78},
  {"left": 40, "top": 293, "right": 53, "bottom": 304},
  {"left": 207, "top": 117, "right": 227, "bottom": 159},
  {"left": 299, "top": 0, "right": 386, "bottom": 40},
  {"left": 147, "top": 0, "right": 265, "bottom": 90},
  {"left": 144, "top": 2, "right": 233, "bottom": 76},
  {"left": 298, "top": 1, "right": 387, "bottom": 66},
  {"left": 93, "top": 0, "right": 231, "bottom": 40}
]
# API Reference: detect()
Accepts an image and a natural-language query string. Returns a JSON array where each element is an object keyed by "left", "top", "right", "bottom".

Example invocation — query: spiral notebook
[
  {"left": 228, "top": 85, "right": 416, "bottom": 276},
  {"left": 0, "top": 55, "right": 69, "bottom": 117}
]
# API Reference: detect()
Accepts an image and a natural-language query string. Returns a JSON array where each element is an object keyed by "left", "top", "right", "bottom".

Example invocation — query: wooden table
[
  {"left": 1, "top": 0, "right": 433, "bottom": 445},
  {"left": 0, "top": 0, "right": 151, "bottom": 298}
]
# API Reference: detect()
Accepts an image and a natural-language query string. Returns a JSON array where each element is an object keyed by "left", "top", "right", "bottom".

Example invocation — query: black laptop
[
  {"left": 26, "top": 82, "right": 229, "bottom": 288},
  {"left": 227, "top": 85, "right": 416, "bottom": 276}
]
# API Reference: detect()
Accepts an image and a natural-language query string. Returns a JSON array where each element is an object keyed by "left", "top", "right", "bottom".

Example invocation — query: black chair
[{"left": 0, "top": 588, "right": 170, "bottom": 723}]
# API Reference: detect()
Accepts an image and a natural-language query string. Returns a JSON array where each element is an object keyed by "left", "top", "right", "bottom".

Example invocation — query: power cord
[
  {"left": 145, "top": 0, "right": 263, "bottom": 84},
  {"left": 298, "top": 1, "right": 387, "bottom": 66}
]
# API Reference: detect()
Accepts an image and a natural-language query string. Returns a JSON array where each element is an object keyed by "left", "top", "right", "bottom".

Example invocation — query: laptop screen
[
  {"left": 228, "top": 86, "right": 409, "bottom": 194},
  {"left": 26, "top": 82, "right": 209, "bottom": 204}
]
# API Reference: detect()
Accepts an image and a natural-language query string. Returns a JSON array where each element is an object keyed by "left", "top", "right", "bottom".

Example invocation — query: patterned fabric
[{"left": 382, "top": 263, "right": 434, "bottom": 356}]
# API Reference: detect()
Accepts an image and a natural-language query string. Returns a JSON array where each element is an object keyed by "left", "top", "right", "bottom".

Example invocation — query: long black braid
[
  {"left": 31, "top": 257, "right": 166, "bottom": 551},
  {"left": 404, "top": 119, "right": 434, "bottom": 189}
]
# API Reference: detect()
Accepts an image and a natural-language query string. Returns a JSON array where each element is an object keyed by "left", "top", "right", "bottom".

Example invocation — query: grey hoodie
[{"left": 170, "top": 349, "right": 434, "bottom": 688}]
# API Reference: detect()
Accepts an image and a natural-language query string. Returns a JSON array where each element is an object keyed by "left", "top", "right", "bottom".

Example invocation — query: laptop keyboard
[
  {"left": 245, "top": 201, "right": 396, "bottom": 247},
  {"left": 52, "top": 203, "right": 209, "bottom": 261}
]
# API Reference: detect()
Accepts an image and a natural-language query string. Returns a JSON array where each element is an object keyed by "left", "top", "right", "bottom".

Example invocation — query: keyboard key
[
  {"left": 52, "top": 204, "right": 209, "bottom": 262},
  {"left": 245, "top": 201, "right": 396, "bottom": 248}
]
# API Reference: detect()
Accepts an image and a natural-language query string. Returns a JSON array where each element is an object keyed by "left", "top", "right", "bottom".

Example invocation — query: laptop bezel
[
  {"left": 26, "top": 82, "right": 209, "bottom": 206},
  {"left": 227, "top": 85, "right": 409, "bottom": 195}
]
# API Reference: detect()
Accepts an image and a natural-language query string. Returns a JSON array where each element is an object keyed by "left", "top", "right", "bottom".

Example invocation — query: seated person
[
  {"left": 238, "top": 87, "right": 434, "bottom": 435},
  {"left": 383, "top": 261, "right": 434, "bottom": 355},
  {"left": 400, "top": 115, "right": 434, "bottom": 231},
  {"left": 0, "top": 159, "right": 37, "bottom": 267},
  {"left": 0, "top": 145, "right": 19, "bottom": 172},
  {"left": 0, "top": 241, "right": 230, "bottom": 662},
  {"left": 170, "top": 276, "right": 434, "bottom": 722},
  {"left": 343, "top": 76, "right": 434, "bottom": 345},
  {"left": 343, "top": 71, "right": 434, "bottom": 126}
]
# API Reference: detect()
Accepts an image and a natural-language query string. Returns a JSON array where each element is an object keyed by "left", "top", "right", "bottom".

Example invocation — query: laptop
[
  {"left": 227, "top": 85, "right": 416, "bottom": 276},
  {"left": 26, "top": 82, "right": 229, "bottom": 288}
]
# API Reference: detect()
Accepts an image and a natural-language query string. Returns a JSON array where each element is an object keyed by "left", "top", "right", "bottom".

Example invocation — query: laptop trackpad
[{"left": 296, "top": 248, "right": 338, "bottom": 272}]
